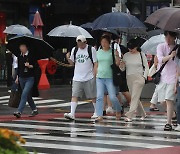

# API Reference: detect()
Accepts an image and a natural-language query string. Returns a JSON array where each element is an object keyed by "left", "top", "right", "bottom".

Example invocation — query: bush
[{"left": 0, "top": 128, "right": 28, "bottom": 154}]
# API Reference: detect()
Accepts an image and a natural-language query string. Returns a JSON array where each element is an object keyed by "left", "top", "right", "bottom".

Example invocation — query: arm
[
  {"left": 66, "top": 48, "right": 75, "bottom": 66},
  {"left": 94, "top": 62, "right": 98, "bottom": 77},
  {"left": 119, "top": 55, "right": 126, "bottom": 71},
  {"left": 115, "top": 50, "right": 120, "bottom": 66},
  {"left": 157, "top": 44, "right": 176, "bottom": 64},
  {"left": 175, "top": 66, "right": 179, "bottom": 94},
  {"left": 162, "top": 51, "right": 176, "bottom": 63},
  {"left": 154, "top": 56, "right": 158, "bottom": 69},
  {"left": 142, "top": 53, "right": 150, "bottom": 79},
  {"left": 66, "top": 52, "right": 74, "bottom": 66}
]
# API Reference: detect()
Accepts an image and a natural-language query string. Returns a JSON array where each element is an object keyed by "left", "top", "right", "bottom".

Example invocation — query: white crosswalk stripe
[
  {"left": 0, "top": 114, "right": 180, "bottom": 153},
  {"left": 0, "top": 95, "right": 88, "bottom": 108}
]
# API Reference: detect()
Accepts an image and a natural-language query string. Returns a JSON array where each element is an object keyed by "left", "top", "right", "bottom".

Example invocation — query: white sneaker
[
  {"left": 106, "top": 107, "right": 114, "bottom": 114},
  {"left": 175, "top": 125, "right": 180, "bottom": 131},
  {"left": 91, "top": 113, "right": 98, "bottom": 119},
  {"left": 64, "top": 113, "right": 75, "bottom": 120}
]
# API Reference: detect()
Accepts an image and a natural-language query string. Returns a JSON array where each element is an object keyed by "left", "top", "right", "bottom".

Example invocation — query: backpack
[{"left": 73, "top": 45, "right": 94, "bottom": 64}]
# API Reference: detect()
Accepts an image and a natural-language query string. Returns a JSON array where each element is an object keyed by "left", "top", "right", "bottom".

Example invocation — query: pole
[{"left": 141, "top": 0, "right": 146, "bottom": 21}]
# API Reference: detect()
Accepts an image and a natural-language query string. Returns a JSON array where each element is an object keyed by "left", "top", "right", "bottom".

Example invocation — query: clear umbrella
[
  {"left": 141, "top": 34, "right": 180, "bottom": 55},
  {"left": 3, "top": 24, "right": 32, "bottom": 35},
  {"left": 47, "top": 23, "right": 93, "bottom": 38}
]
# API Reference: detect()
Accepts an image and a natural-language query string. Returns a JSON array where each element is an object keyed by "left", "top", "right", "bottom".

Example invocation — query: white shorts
[{"left": 157, "top": 81, "right": 176, "bottom": 102}]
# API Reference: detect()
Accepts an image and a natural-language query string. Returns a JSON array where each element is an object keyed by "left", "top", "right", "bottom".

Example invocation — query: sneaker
[
  {"left": 106, "top": 107, "right": 114, "bottom": 114},
  {"left": 95, "top": 117, "right": 103, "bottom": 123},
  {"left": 13, "top": 112, "right": 21, "bottom": 118},
  {"left": 91, "top": 113, "right": 98, "bottom": 119},
  {"left": 29, "top": 110, "right": 38, "bottom": 117},
  {"left": 64, "top": 113, "right": 75, "bottom": 120},
  {"left": 175, "top": 125, "right": 180, "bottom": 131}
]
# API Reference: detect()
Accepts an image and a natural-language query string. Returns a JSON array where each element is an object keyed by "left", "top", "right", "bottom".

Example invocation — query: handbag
[
  {"left": 152, "top": 44, "right": 179, "bottom": 85},
  {"left": 140, "top": 52, "right": 148, "bottom": 84},
  {"left": 8, "top": 90, "right": 21, "bottom": 108},
  {"left": 111, "top": 43, "right": 124, "bottom": 86},
  {"left": 148, "top": 64, "right": 157, "bottom": 77}
]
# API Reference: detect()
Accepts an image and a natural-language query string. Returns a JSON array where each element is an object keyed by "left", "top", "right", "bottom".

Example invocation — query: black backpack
[{"left": 73, "top": 45, "right": 94, "bottom": 64}]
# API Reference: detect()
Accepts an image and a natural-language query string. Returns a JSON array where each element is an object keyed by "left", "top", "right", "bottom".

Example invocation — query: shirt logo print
[{"left": 77, "top": 54, "right": 89, "bottom": 63}]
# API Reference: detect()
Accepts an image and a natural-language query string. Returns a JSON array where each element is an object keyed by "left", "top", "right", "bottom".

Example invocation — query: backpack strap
[
  {"left": 87, "top": 45, "right": 94, "bottom": 64},
  {"left": 73, "top": 46, "right": 78, "bottom": 63},
  {"left": 74, "top": 45, "right": 94, "bottom": 64}
]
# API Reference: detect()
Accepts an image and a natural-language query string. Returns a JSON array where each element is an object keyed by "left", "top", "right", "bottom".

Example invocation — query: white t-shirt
[
  {"left": 70, "top": 45, "right": 97, "bottom": 82},
  {"left": 12, "top": 55, "right": 18, "bottom": 69}
]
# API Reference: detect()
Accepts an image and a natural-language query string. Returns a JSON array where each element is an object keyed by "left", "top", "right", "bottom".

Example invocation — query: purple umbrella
[{"left": 145, "top": 7, "right": 180, "bottom": 32}]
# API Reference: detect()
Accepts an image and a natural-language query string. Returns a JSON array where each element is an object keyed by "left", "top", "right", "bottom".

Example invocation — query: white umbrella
[
  {"left": 47, "top": 24, "right": 93, "bottom": 38},
  {"left": 141, "top": 34, "right": 180, "bottom": 55},
  {"left": 3, "top": 24, "right": 32, "bottom": 35}
]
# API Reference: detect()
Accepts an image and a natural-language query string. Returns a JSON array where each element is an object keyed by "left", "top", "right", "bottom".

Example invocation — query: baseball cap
[{"left": 76, "top": 35, "right": 87, "bottom": 43}]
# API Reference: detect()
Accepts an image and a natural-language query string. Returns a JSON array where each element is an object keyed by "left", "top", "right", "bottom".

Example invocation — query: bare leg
[
  {"left": 166, "top": 100, "right": 174, "bottom": 124},
  {"left": 122, "top": 92, "right": 131, "bottom": 105}
]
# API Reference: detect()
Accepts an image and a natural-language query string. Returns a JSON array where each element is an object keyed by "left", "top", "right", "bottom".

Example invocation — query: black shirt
[{"left": 18, "top": 52, "right": 36, "bottom": 78}]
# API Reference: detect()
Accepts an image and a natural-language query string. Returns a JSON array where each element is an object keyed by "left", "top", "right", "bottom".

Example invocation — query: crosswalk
[
  {"left": 0, "top": 114, "right": 180, "bottom": 154},
  {"left": 0, "top": 95, "right": 89, "bottom": 108}
]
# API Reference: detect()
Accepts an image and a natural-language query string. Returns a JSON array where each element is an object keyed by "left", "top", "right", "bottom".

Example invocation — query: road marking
[
  {"left": 22, "top": 134, "right": 172, "bottom": 149},
  {"left": 23, "top": 142, "right": 120, "bottom": 153},
  {"left": 0, "top": 122, "right": 94, "bottom": 132},
  {"left": 37, "top": 101, "right": 89, "bottom": 108}
]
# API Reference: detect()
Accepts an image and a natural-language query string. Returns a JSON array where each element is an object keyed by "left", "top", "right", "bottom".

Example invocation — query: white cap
[{"left": 76, "top": 35, "right": 87, "bottom": 43}]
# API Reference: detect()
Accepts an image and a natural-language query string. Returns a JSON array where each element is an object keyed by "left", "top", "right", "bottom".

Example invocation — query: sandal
[
  {"left": 140, "top": 114, "right": 147, "bottom": 121},
  {"left": 149, "top": 107, "right": 159, "bottom": 111},
  {"left": 164, "top": 124, "right": 172, "bottom": 131},
  {"left": 125, "top": 117, "right": 132, "bottom": 122}
]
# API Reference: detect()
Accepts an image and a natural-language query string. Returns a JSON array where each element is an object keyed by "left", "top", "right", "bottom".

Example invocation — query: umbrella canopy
[
  {"left": 32, "top": 11, "right": 44, "bottom": 38},
  {"left": 141, "top": 34, "right": 180, "bottom": 55},
  {"left": 3, "top": 24, "right": 32, "bottom": 35},
  {"left": 81, "top": 22, "right": 93, "bottom": 30},
  {"left": 7, "top": 35, "right": 54, "bottom": 60},
  {"left": 91, "top": 12, "right": 147, "bottom": 36},
  {"left": 145, "top": 7, "right": 180, "bottom": 32},
  {"left": 47, "top": 24, "right": 93, "bottom": 38},
  {"left": 147, "top": 29, "right": 163, "bottom": 39}
]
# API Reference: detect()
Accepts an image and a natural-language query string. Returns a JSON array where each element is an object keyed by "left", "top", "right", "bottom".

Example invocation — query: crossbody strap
[
  {"left": 140, "top": 52, "right": 145, "bottom": 71},
  {"left": 158, "top": 44, "right": 179, "bottom": 73}
]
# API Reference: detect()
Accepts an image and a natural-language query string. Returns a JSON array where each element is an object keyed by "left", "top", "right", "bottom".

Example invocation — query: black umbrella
[
  {"left": 92, "top": 12, "right": 147, "bottom": 36},
  {"left": 7, "top": 35, "right": 54, "bottom": 60}
]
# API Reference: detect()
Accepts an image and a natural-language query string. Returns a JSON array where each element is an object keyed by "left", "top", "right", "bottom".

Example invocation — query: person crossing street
[{"left": 64, "top": 35, "right": 97, "bottom": 120}]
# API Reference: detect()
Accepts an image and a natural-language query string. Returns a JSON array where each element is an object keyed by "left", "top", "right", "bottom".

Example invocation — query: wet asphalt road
[{"left": 0, "top": 85, "right": 180, "bottom": 154}]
